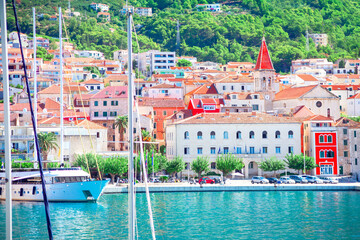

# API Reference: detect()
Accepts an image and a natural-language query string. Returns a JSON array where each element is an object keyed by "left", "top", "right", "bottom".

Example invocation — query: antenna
[
  {"left": 176, "top": 20, "right": 180, "bottom": 55},
  {"left": 306, "top": 28, "right": 309, "bottom": 52}
]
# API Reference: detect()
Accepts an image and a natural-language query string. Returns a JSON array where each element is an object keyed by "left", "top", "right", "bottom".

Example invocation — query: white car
[
  {"left": 279, "top": 177, "right": 295, "bottom": 184},
  {"left": 319, "top": 176, "right": 338, "bottom": 184},
  {"left": 251, "top": 176, "right": 269, "bottom": 184},
  {"left": 306, "top": 176, "right": 324, "bottom": 184}
]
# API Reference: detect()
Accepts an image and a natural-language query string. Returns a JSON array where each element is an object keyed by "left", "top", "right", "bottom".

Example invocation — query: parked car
[
  {"left": 251, "top": 176, "right": 269, "bottom": 184},
  {"left": 306, "top": 176, "right": 324, "bottom": 184},
  {"left": 267, "top": 177, "right": 278, "bottom": 183},
  {"left": 208, "top": 176, "right": 221, "bottom": 184},
  {"left": 149, "top": 177, "right": 160, "bottom": 183},
  {"left": 289, "top": 175, "right": 308, "bottom": 184},
  {"left": 199, "top": 177, "right": 215, "bottom": 184},
  {"left": 279, "top": 177, "right": 296, "bottom": 184},
  {"left": 319, "top": 176, "right": 339, "bottom": 184}
]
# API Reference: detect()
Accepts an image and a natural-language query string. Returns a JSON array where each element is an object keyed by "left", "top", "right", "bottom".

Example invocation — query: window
[
  {"left": 262, "top": 131, "right": 267, "bottom": 139},
  {"left": 112, "top": 135, "right": 115, "bottom": 141},
  {"left": 252, "top": 105, "right": 259, "bottom": 111},
  {"left": 236, "top": 131, "right": 241, "bottom": 139},
  {"left": 154, "top": 123, "right": 157, "bottom": 129},
  {"left": 320, "top": 150, "right": 325, "bottom": 158},
  {"left": 275, "top": 131, "right": 280, "bottom": 139},
  {"left": 236, "top": 147, "right": 241, "bottom": 154},
  {"left": 344, "top": 151, "right": 348, "bottom": 157},
  {"left": 355, "top": 145, "right": 357, "bottom": 151},
  {"left": 224, "top": 147, "right": 229, "bottom": 154},
  {"left": 276, "top": 147, "right": 281, "bottom": 154},
  {"left": 197, "top": 147, "right": 203, "bottom": 155},
  {"left": 249, "top": 131, "right": 254, "bottom": 139},
  {"left": 326, "top": 150, "right": 334, "bottom": 158},
  {"left": 94, "top": 101, "right": 98, "bottom": 106},
  {"left": 154, "top": 111, "right": 156, "bottom": 116},
  {"left": 320, "top": 165, "right": 333, "bottom": 175},
  {"left": 210, "top": 131, "right": 215, "bottom": 139},
  {"left": 343, "top": 129, "right": 348, "bottom": 135},
  {"left": 223, "top": 86, "right": 226, "bottom": 90},
  {"left": 210, "top": 147, "right": 216, "bottom": 154},
  {"left": 327, "top": 135, "right": 332, "bottom": 142},
  {"left": 249, "top": 162, "right": 254, "bottom": 168},
  {"left": 94, "top": 112, "right": 99, "bottom": 117},
  {"left": 223, "top": 131, "right": 229, "bottom": 139},
  {"left": 184, "top": 147, "right": 190, "bottom": 155},
  {"left": 262, "top": 147, "right": 268, "bottom": 154},
  {"left": 354, "top": 131, "right": 357, "bottom": 138},
  {"left": 96, "top": 132, "right": 100, "bottom": 138},
  {"left": 110, "top": 112, "right": 117, "bottom": 117},
  {"left": 103, "top": 101, "right": 107, "bottom": 106},
  {"left": 344, "top": 140, "right": 348, "bottom": 146},
  {"left": 288, "top": 131, "right": 293, "bottom": 139},
  {"left": 184, "top": 131, "right": 189, "bottom": 140},
  {"left": 288, "top": 146, "right": 294, "bottom": 154},
  {"left": 356, "top": 158, "right": 358, "bottom": 165},
  {"left": 231, "top": 86, "right": 234, "bottom": 91},
  {"left": 250, "top": 147, "right": 255, "bottom": 154},
  {"left": 163, "top": 111, "right": 167, "bottom": 116},
  {"left": 319, "top": 135, "right": 324, "bottom": 143},
  {"left": 103, "top": 112, "right": 107, "bottom": 117},
  {"left": 197, "top": 131, "right": 203, "bottom": 140}
]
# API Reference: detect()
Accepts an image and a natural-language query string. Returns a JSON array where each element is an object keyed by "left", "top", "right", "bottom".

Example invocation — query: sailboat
[{"left": 0, "top": 6, "right": 109, "bottom": 203}]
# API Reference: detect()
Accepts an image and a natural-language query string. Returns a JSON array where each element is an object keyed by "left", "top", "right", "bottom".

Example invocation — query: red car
[{"left": 199, "top": 177, "right": 215, "bottom": 184}]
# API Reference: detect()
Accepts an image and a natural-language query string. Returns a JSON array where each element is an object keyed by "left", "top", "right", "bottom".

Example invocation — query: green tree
[
  {"left": 258, "top": 156, "right": 286, "bottom": 177},
  {"left": 37, "top": 132, "right": 59, "bottom": 163},
  {"left": 166, "top": 156, "right": 185, "bottom": 177},
  {"left": 285, "top": 153, "right": 318, "bottom": 174},
  {"left": 73, "top": 153, "right": 102, "bottom": 172},
  {"left": 176, "top": 59, "right": 192, "bottom": 67},
  {"left": 115, "top": 115, "right": 128, "bottom": 151},
  {"left": 216, "top": 154, "right": 244, "bottom": 181},
  {"left": 191, "top": 156, "right": 210, "bottom": 179},
  {"left": 100, "top": 156, "right": 128, "bottom": 183}
]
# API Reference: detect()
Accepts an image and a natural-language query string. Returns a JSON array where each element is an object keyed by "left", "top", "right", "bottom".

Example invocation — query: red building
[
  {"left": 313, "top": 132, "right": 338, "bottom": 175},
  {"left": 187, "top": 98, "right": 224, "bottom": 115}
]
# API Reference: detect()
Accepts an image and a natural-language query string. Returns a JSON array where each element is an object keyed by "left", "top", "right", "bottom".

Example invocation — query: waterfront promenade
[{"left": 104, "top": 180, "right": 360, "bottom": 194}]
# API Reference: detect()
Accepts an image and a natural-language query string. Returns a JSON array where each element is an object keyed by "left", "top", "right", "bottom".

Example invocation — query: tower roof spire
[{"left": 255, "top": 37, "right": 274, "bottom": 70}]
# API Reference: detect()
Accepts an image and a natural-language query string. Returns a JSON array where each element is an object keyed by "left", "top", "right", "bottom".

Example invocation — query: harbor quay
[{"left": 103, "top": 181, "right": 360, "bottom": 194}]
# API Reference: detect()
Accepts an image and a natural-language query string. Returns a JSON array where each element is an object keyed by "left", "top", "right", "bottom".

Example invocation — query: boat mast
[
  {"left": 1, "top": 0, "right": 13, "bottom": 238},
  {"left": 33, "top": 7, "right": 38, "bottom": 165},
  {"left": 59, "top": 8, "right": 64, "bottom": 164},
  {"left": 127, "top": 8, "right": 136, "bottom": 240}
]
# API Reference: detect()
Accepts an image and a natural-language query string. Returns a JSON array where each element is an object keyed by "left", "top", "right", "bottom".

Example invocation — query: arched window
[
  {"left": 236, "top": 131, "right": 241, "bottom": 139},
  {"left": 319, "top": 135, "right": 324, "bottom": 143},
  {"left": 326, "top": 150, "right": 334, "bottom": 158},
  {"left": 288, "top": 130, "right": 293, "bottom": 139},
  {"left": 327, "top": 135, "right": 332, "bottom": 143},
  {"left": 249, "top": 131, "right": 255, "bottom": 139},
  {"left": 275, "top": 131, "right": 280, "bottom": 139},
  {"left": 262, "top": 131, "right": 267, "bottom": 139},
  {"left": 223, "top": 131, "right": 229, "bottom": 139},
  {"left": 197, "top": 131, "right": 202, "bottom": 140},
  {"left": 184, "top": 131, "right": 189, "bottom": 140},
  {"left": 320, "top": 150, "right": 325, "bottom": 158},
  {"left": 210, "top": 131, "right": 215, "bottom": 139}
]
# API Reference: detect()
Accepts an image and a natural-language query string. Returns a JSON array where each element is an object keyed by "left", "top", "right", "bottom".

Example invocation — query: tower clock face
[
  {"left": 265, "top": 95, "right": 270, "bottom": 100},
  {"left": 316, "top": 101, "right": 322, "bottom": 108}
]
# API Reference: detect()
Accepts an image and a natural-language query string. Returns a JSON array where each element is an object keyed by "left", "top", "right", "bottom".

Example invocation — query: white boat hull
[{"left": 0, "top": 179, "right": 109, "bottom": 202}]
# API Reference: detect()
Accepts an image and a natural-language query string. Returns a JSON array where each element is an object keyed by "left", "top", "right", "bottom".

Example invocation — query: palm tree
[
  {"left": 37, "top": 132, "right": 59, "bottom": 166},
  {"left": 115, "top": 115, "right": 128, "bottom": 151}
]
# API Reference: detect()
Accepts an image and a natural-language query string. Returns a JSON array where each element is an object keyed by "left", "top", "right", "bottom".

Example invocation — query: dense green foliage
[
  {"left": 7, "top": 0, "right": 360, "bottom": 72},
  {"left": 165, "top": 156, "right": 185, "bottom": 177},
  {"left": 100, "top": 156, "right": 128, "bottom": 183},
  {"left": 284, "top": 153, "right": 318, "bottom": 173},
  {"left": 216, "top": 154, "right": 244, "bottom": 179},
  {"left": 191, "top": 156, "right": 210, "bottom": 179},
  {"left": 258, "top": 156, "right": 285, "bottom": 176}
]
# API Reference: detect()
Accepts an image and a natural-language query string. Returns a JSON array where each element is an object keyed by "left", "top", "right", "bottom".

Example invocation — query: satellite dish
[
  {"left": 43, "top": 108, "right": 48, "bottom": 113},
  {"left": 23, "top": 108, "right": 27, "bottom": 113}
]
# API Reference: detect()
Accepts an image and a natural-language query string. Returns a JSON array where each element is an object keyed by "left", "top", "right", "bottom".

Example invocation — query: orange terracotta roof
[
  {"left": 275, "top": 85, "right": 316, "bottom": 101},
  {"left": 149, "top": 83, "right": 181, "bottom": 89},
  {"left": 186, "top": 83, "right": 218, "bottom": 96},
  {"left": 296, "top": 74, "right": 318, "bottom": 81},
  {"left": 77, "top": 119, "right": 106, "bottom": 129},
  {"left": 304, "top": 115, "right": 333, "bottom": 122},
  {"left": 83, "top": 79, "right": 103, "bottom": 85},
  {"left": 348, "top": 93, "right": 360, "bottom": 99},
  {"left": 38, "top": 116, "right": 71, "bottom": 125},
  {"left": 44, "top": 98, "right": 61, "bottom": 110},
  {"left": 152, "top": 74, "right": 176, "bottom": 78}
]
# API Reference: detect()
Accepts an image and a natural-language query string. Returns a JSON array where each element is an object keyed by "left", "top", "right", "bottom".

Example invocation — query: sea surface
[{"left": 1, "top": 191, "right": 360, "bottom": 239}]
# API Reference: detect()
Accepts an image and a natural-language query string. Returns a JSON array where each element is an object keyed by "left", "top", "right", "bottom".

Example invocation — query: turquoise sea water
[{"left": 1, "top": 191, "right": 360, "bottom": 239}]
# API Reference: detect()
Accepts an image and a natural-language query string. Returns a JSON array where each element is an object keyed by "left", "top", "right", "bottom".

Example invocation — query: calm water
[{"left": 1, "top": 191, "right": 360, "bottom": 239}]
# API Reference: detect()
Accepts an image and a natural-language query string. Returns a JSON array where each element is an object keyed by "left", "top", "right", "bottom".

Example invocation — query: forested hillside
[{"left": 5, "top": 0, "right": 360, "bottom": 72}]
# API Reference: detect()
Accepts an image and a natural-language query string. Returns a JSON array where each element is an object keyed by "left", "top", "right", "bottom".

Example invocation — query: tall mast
[
  {"left": 59, "top": 7, "right": 64, "bottom": 163},
  {"left": 1, "top": 0, "right": 13, "bottom": 238},
  {"left": 127, "top": 8, "right": 136, "bottom": 240},
  {"left": 33, "top": 7, "right": 38, "bottom": 164}
]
